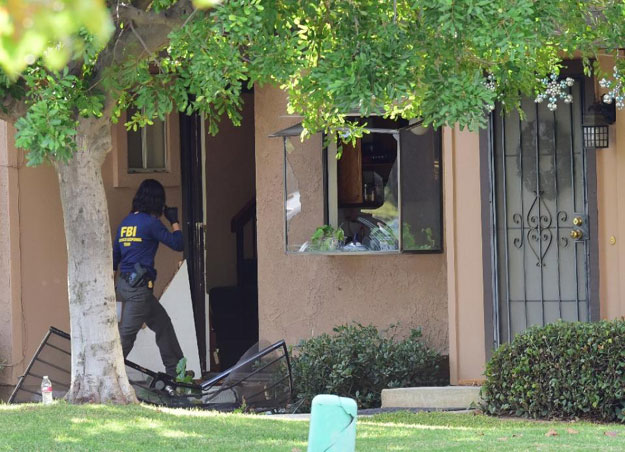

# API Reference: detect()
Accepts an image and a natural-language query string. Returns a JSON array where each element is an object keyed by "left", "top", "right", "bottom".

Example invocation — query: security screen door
[{"left": 491, "top": 80, "right": 594, "bottom": 344}]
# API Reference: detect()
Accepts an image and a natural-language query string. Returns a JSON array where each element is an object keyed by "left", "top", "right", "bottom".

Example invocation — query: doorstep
[{"left": 381, "top": 386, "right": 482, "bottom": 410}]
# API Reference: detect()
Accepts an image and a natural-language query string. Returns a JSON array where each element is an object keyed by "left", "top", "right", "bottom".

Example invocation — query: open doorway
[
  {"left": 181, "top": 92, "right": 258, "bottom": 374},
  {"left": 205, "top": 91, "right": 257, "bottom": 371}
]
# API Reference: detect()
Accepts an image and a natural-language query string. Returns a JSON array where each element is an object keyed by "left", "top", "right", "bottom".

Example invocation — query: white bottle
[{"left": 41, "top": 376, "right": 53, "bottom": 405}]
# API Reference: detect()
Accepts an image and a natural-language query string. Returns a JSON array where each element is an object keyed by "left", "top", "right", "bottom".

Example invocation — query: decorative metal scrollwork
[
  {"left": 511, "top": 213, "right": 524, "bottom": 248},
  {"left": 512, "top": 190, "right": 561, "bottom": 267}
]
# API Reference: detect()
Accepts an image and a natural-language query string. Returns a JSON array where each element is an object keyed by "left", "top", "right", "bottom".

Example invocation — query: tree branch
[
  {"left": 116, "top": 1, "right": 193, "bottom": 28},
  {"left": 99, "top": 0, "right": 195, "bottom": 75},
  {"left": 94, "top": 0, "right": 195, "bottom": 114},
  {"left": 131, "top": 0, "right": 153, "bottom": 10},
  {"left": 128, "top": 21, "right": 164, "bottom": 71},
  {"left": 0, "top": 96, "right": 27, "bottom": 123}
]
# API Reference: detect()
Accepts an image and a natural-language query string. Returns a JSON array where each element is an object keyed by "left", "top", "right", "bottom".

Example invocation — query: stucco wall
[
  {"left": 0, "top": 118, "right": 183, "bottom": 385},
  {"left": 0, "top": 122, "right": 23, "bottom": 393},
  {"left": 443, "top": 127, "right": 486, "bottom": 384},
  {"left": 596, "top": 56, "right": 625, "bottom": 319},
  {"left": 598, "top": 115, "right": 625, "bottom": 318},
  {"left": 17, "top": 159, "right": 71, "bottom": 364},
  {"left": 254, "top": 85, "right": 448, "bottom": 352},
  {"left": 596, "top": 111, "right": 624, "bottom": 319}
]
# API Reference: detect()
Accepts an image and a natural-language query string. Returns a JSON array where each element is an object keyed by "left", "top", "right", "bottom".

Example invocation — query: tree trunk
[{"left": 56, "top": 117, "right": 137, "bottom": 404}]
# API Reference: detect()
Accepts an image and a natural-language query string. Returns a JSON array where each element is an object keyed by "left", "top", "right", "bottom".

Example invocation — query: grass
[{"left": 1, "top": 403, "right": 625, "bottom": 451}]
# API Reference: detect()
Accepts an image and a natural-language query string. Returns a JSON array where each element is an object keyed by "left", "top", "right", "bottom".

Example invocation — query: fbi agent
[{"left": 113, "top": 179, "right": 184, "bottom": 377}]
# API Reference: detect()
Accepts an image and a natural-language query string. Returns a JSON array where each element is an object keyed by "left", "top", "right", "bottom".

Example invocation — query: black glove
[{"left": 164, "top": 206, "right": 179, "bottom": 225}]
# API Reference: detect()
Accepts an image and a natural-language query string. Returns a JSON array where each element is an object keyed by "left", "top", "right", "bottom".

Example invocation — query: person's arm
[{"left": 152, "top": 219, "right": 184, "bottom": 251}]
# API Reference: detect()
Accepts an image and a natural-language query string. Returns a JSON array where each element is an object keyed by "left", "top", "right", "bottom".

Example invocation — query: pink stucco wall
[
  {"left": 204, "top": 92, "right": 256, "bottom": 291},
  {"left": 253, "top": 85, "right": 449, "bottom": 352},
  {"left": 0, "top": 123, "right": 23, "bottom": 389},
  {"left": 596, "top": 56, "right": 625, "bottom": 319},
  {"left": 0, "top": 117, "right": 183, "bottom": 387},
  {"left": 443, "top": 126, "right": 486, "bottom": 384}
]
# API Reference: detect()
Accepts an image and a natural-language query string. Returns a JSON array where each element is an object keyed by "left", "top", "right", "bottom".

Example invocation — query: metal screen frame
[
  {"left": 487, "top": 76, "right": 599, "bottom": 346},
  {"left": 10, "top": 327, "right": 293, "bottom": 412},
  {"left": 8, "top": 327, "right": 71, "bottom": 403}
]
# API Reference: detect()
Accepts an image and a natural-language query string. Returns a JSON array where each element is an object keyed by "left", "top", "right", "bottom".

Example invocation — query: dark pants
[{"left": 116, "top": 277, "right": 183, "bottom": 377}]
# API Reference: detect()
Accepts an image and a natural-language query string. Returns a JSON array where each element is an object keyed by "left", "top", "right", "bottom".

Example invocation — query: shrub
[
  {"left": 481, "top": 320, "right": 625, "bottom": 422},
  {"left": 290, "top": 323, "right": 444, "bottom": 411}
]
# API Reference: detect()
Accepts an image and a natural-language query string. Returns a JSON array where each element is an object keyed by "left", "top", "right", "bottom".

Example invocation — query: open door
[
  {"left": 181, "top": 91, "right": 258, "bottom": 373},
  {"left": 180, "top": 112, "right": 210, "bottom": 373}
]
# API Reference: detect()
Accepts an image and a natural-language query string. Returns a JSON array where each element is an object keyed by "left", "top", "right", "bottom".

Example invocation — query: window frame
[
  {"left": 275, "top": 120, "right": 444, "bottom": 255},
  {"left": 112, "top": 110, "right": 181, "bottom": 188},
  {"left": 127, "top": 109, "right": 169, "bottom": 173},
  {"left": 398, "top": 125, "right": 444, "bottom": 255}
]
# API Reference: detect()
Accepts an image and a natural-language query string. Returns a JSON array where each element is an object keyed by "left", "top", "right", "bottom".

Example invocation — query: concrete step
[{"left": 381, "top": 386, "right": 482, "bottom": 410}]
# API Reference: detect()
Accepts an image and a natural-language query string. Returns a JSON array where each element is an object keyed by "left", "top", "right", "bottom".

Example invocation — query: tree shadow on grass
[
  {"left": 4, "top": 405, "right": 625, "bottom": 452},
  {"left": 0, "top": 404, "right": 308, "bottom": 452}
]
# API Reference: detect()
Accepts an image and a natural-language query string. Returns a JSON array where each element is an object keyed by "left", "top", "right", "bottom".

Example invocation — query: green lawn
[{"left": 1, "top": 403, "right": 625, "bottom": 451}]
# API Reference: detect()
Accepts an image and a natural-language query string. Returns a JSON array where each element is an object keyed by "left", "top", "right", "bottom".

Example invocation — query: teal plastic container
[{"left": 307, "top": 394, "right": 357, "bottom": 452}]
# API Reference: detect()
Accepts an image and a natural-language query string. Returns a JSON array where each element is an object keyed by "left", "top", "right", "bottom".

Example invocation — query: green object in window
[{"left": 308, "top": 226, "right": 345, "bottom": 251}]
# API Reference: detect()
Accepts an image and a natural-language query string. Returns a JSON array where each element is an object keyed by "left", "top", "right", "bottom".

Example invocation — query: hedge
[
  {"left": 290, "top": 323, "right": 445, "bottom": 412},
  {"left": 481, "top": 320, "right": 625, "bottom": 422}
]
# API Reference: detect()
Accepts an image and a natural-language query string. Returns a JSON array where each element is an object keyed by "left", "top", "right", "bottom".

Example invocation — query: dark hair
[{"left": 132, "top": 179, "right": 165, "bottom": 216}]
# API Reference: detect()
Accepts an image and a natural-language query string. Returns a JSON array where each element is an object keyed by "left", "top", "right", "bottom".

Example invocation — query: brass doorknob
[
  {"left": 570, "top": 229, "right": 583, "bottom": 240},
  {"left": 573, "top": 217, "right": 583, "bottom": 226}
]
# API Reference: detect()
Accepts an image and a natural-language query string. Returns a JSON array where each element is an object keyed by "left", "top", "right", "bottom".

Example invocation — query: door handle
[{"left": 570, "top": 213, "right": 588, "bottom": 241}]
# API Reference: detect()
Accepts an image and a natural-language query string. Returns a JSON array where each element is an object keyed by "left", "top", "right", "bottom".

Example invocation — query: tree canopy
[
  {"left": 2, "top": 0, "right": 625, "bottom": 163},
  {"left": 0, "top": 0, "right": 113, "bottom": 76}
]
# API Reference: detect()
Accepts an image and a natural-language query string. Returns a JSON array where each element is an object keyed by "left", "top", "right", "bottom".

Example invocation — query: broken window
[{"left": 273, "top": 118, "right": 443, "bottom": 254}]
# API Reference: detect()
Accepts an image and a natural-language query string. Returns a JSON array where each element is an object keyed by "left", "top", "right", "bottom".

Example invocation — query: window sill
[
  {"left": 285, "top": 249, "right": 443, "bottom": 256},
  {"left": 128, "top": 169, "right": 169, "bottom": 174},
  {"left": 286, "top": 249, "right": 400, "bottom": 256}
]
